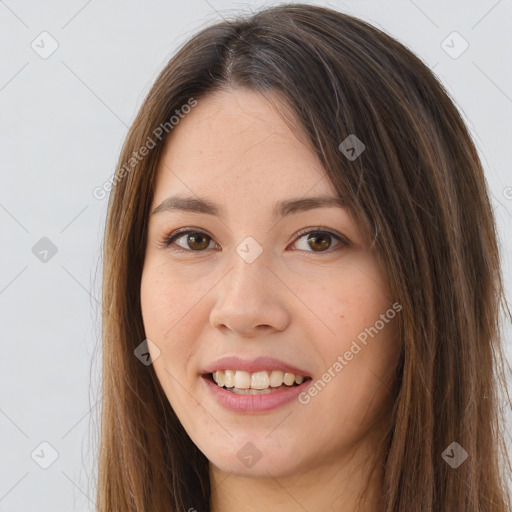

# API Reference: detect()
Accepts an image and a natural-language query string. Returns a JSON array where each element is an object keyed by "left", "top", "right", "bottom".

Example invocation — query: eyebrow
[{"left": 151, "top": 194, "right": 346, "bottom": 219}]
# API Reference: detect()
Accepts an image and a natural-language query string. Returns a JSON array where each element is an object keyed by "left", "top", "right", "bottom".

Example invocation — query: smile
[
  {"left": 202, "top": 371, "right": 312, "bottom": 412},
  {"left": 212, "top": 369, "right": 306, "bottom": 391}
]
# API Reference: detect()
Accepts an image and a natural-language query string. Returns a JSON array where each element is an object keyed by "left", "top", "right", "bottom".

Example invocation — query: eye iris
[
  {"left": 188, "top": 233, "right": 210, "bottom": 250},
  {"left": 308, "top": 232, "right": 331, "bottom": 251}
]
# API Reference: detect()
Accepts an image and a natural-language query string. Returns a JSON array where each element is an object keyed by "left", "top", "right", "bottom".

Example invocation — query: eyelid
[
  {"left": 289, "top": 227, "right": 349, "bottom": 255},
  {"left": 159, "top": 226, "right": 350, "bottom": 253},
  {"left": 159, "top": 226, "right": 217, "bottom": 251}
]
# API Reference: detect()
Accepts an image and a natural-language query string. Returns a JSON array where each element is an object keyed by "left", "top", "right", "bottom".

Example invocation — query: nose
[{"left": 209, "top": 253, "right": 290, "bottom": 337}]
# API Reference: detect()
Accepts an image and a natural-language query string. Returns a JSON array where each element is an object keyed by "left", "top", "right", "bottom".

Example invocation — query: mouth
[
  {"left": 201, "top": 370, "right": 312, "bottom": 414},
  {"left": 200, "top": 357, "right": 313, "bottom": 412}
]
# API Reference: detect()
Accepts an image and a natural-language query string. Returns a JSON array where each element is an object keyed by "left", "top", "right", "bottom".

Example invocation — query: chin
[{"left": 204, "top": 434, "right": 306, "bottom": 478}]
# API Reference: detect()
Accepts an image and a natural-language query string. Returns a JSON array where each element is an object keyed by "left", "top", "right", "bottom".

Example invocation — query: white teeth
[
  {"left": 283, "top": 372, "right": 295, "bottom": 386},
  {"left": 211, "top": 369, "right": 307, "bottom": 390},
  {"left": 269, "top": 370, "right": 283, "bottom": 387},
  {"left": 213, "top": 370, "right": 224, "bottom": 387},
  {"left": 251, "top": 371, "right": 270, "bottom": 390},
  {"left": 223, "top": 369, "right": 235, "bottom": 388},
  {"left": 233, "top": 370, "right": 251, "bottom": 389}
]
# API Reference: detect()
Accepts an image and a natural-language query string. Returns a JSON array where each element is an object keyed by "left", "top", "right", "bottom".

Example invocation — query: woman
[{"left": 96, "top": 3, "right": 512, "bottom": 511}]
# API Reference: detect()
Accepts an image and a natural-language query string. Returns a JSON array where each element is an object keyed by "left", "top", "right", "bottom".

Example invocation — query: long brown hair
[{"left": 94, "top": 3, "right": 512, "bottom": 510}]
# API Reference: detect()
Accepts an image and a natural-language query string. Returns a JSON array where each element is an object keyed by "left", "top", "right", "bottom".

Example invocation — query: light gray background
[{"left": 1, "top": 1, "right": 511, "bottom": 510}]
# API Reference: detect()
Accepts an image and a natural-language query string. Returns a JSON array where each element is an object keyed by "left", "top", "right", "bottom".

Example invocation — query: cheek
[
  {"left": 303, "top": 320, "right": 399, "bottom": 442},
  {"left": 140, "top": 262, "right": 203, "bottom": 371},
  {"left": 296, "top": 253, "right": 391, "bottom": 337},
  {"left": 140, "top": 267, "right": 206, "bottom": 421},
  {"left": 303, "top": 256, "right": 399, "bottom": 422},
  {"left": 141, "top": 259, "right": 205, "bottom": 332}
]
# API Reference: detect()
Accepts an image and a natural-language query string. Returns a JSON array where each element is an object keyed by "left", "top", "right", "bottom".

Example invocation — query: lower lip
[{"left": 201, "top": 375, "right": 312, "bottom": 413}]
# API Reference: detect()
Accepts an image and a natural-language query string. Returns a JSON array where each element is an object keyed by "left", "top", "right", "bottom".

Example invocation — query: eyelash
[{"left": 158, "top": 227, "right": 350, "bottom": 256}]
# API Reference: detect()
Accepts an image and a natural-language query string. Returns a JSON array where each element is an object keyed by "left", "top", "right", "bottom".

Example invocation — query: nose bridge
[
  {"left": 209, "top": 243, "right": 290, "bottom": 334},
  {"left": 224, "top": 241, "right": 271, "bottom": 303}
]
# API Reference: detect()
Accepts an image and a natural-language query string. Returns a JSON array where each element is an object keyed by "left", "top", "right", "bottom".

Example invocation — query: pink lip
[
  {"left": 201, "top": 356, "right": 311, "bottom": 377},
  {"left": 201, "top": 374, "right": 312, "bottom": 413}
]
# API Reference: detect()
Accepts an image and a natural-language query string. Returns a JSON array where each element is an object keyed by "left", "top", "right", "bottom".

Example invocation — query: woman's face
[{"left": 140, "top": 88, "right": 400, "bottom": 479}]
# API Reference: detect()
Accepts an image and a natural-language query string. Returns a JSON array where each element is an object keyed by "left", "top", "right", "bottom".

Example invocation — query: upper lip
[{"left": 202, "top": 356, "right": 311, "bottom": 378}]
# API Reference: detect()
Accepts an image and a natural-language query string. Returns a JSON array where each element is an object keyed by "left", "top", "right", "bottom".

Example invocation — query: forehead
[{"left": 152, "top": 88, "right": 335, "bottom": 204}]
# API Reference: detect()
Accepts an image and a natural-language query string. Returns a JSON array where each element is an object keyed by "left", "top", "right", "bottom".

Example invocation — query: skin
[{"left": 140, "top": 88, "right": 401, "bottom": 512}]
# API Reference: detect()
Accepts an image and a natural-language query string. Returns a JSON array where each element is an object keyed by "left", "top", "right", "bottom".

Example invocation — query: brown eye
[
  {"left": 184, "top": 232, "right": 211, "bottom": 250},
  {"left": 164, "top": 230, "right": 215, "bottom": 251},
  {"left": 162, "top": 227, "right": 348, "bottom": 255},
  {"left": 292, "top": 230, "right": 346, "bottom": 253},
  {"left": 306, "top": 232, "right": 332, "bottom": 252}
]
